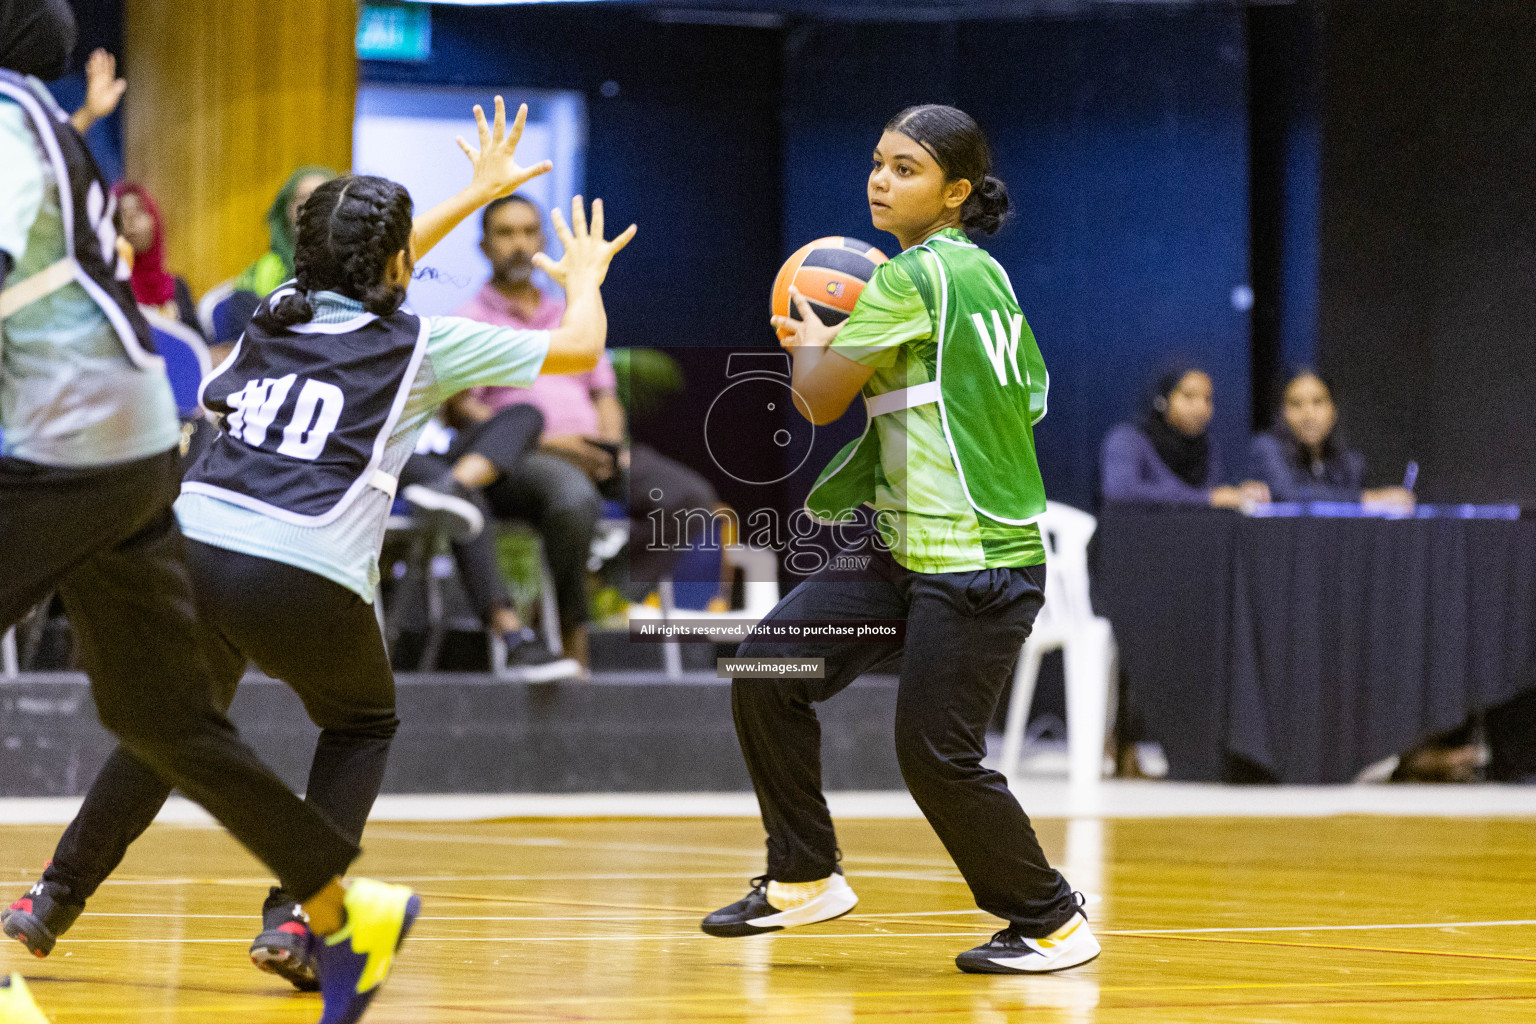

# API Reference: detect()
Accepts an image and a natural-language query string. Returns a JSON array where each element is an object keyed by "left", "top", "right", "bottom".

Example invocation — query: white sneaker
[
  {"left": 955, "top": 910, "right": 1101, "bottom": 974},
  {"left": 701, "top": 873, "right": 859, "bottom": 936}
]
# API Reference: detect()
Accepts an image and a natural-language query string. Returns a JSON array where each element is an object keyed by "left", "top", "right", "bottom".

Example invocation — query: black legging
[
  {"left": 43, "top": 540, "right": 397, "bottom": 905},
  {"left": 0, "top": 451, "right": 356, "bottom": 904}
]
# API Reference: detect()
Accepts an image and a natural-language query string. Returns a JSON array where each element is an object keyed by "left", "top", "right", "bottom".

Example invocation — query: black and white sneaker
[
  {"left": 402, "top": 478, "right": 484, "bottom": 542},
  {"left": 249, "top": 887, "right": 319, "bottom": 992},
  {"left": 701, "top": 873, "right": 859, "bottom": 937},
  {"left": 955, "top": 909, "right": 1100, "bottom": 974},
  {"left": 495, "top": 628, "right": 582, "bottom": 683}
]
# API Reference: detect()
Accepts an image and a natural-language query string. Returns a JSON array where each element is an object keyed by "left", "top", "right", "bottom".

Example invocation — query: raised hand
[
  {"left": 771, "top": 288, "right": 843, "bottom": 350},
  {"left": 456, "top": 96, "right": 553, "bottom": 201},
  {"left": 71, "top": 49, "right": 126, "bottom": 134},
  {"left": 533, "top": 196, "right": 637, "bottom": 289}
]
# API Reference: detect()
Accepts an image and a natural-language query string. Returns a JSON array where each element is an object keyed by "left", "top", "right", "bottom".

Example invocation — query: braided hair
[{"left": 255, "top": 175, "right": 414, "bottom": 330}]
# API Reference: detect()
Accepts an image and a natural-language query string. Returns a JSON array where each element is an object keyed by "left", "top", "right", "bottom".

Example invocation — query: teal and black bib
[{"left": 806, "top": 231, "right": 1049, "bottom": 526}]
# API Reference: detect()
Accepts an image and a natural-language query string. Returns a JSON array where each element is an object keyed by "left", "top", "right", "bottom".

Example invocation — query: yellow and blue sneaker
[
  {"left": 0, "top": 974, "right": 51, "bottom": 1024},
  {"left": 314, "top": 880, "right": 420, "bottom": 1024}
]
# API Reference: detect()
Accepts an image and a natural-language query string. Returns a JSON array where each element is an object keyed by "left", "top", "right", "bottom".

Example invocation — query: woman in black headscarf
[{"left": 1100, "top": 365, "right": 1270, "bottom": 507}]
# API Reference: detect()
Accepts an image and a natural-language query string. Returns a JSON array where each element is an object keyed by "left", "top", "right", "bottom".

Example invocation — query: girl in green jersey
[{"left": 703, "top": 105, "right": 1100, "bottom": 975}]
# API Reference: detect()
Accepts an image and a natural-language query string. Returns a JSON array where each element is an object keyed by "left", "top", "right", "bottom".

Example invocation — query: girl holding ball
[{"left": 703, "top": 105, "right": 1098, "bottom": 975}]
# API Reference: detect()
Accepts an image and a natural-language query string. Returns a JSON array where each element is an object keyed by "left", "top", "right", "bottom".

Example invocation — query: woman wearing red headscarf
[{"left": 112, "top": 181, "right": 202, "bottom": 338}]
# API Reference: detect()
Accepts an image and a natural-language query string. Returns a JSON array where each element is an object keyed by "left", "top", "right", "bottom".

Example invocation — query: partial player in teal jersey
[
  {"left": 4, "top": 94, "right": 634, "bottom": 1018},
  {"left": 703, "top": 105, "right": 1100, "bottom": 975}
]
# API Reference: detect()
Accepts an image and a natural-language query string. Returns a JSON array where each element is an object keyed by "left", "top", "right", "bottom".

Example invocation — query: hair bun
[
  {"left": 962, "top": 174, "right": 1010, "bottom": 236},
  {"left": 254, "top": 288, "right": 315, "bottom": 331}
]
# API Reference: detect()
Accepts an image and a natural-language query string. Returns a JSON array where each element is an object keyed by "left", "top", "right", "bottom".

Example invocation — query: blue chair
[
  {"left": 212, "top": 290, "right": 261, "bottom": 346},
  {"left": 142, "top": 309, "right": 212, "bottom": 417},
  {"left": 196, "top": 279, "right": 233, "bottom": 340}
]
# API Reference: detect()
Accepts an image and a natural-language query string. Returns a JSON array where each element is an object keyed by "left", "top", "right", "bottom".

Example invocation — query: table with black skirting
[{"left": 1093, "top": 505, "right": 1536, "bottom": 783}]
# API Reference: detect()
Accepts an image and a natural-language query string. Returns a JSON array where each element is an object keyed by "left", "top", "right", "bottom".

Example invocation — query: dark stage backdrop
[
  {"left": 1317, "top": 0, "right": 1536, "bottom": 503},
  {"left": 366, "top": 4, "right": 1253, "bottom": 515}
]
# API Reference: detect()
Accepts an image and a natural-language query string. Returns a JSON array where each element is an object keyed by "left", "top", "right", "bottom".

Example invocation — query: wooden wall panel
[{"left": 122, "top": 0, "right": 357, "bottom": 297}]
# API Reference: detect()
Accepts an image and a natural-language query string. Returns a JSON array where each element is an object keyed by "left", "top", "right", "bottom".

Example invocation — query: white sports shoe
[
  {"left": 955, "top": 910, "right": 1101, "bottom": 974},
  {"left": 701, "top": 873, "right": 859, "bottom": 937}
]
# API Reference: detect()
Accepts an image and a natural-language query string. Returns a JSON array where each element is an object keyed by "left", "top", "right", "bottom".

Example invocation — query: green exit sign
[{"left": 357, "top": 3, "right": 432, "bottom": 62}]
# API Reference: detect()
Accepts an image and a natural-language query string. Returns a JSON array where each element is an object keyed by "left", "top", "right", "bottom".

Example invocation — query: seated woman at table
[
  {"left": 1248, "top": 369, "right": 1414, "bottom": 509},
  {"left": 1101, "top": 365, "right": 1269, "bottom": 508}
]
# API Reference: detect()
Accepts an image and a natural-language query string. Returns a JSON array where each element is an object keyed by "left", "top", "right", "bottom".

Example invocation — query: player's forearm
[
  {"left": 410, "top": 184, "right": 496, "bottom": 262},
  {"left": 543, "top": 274, "right": 606, "bottom": 374},
  {"left": 790, "top": 347, "right": 843, "bottom": 425}
]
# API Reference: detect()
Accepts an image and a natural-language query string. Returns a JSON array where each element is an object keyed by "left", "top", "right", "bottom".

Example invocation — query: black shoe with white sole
[
  {"left": 701, "top": 873, "right": 859, "bottom": 937},
  {"left": 402, "top": 478, "right": 484, "bottom": 542},
  {"left": 955, "top": 910, "right": 1101, "bottom": 974},
  {"left": 497, "top": 628, "right": 582, "bottom": 683}
]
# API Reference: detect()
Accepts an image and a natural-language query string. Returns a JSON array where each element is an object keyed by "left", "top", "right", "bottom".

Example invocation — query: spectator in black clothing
[
  {"left": 1247, "top": 369, "right": 1413, "bottom": 509},
  {"left": 396, "top": 405, "right": 583, "bottom": 681},
  {"left": 1101, "top": 365, "right": 1270, "bottom": 508}
]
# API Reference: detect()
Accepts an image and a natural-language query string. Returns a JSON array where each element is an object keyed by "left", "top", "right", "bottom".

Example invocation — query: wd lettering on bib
[{"left": 182, "top": 291, "right": 429, "bottom": 526}]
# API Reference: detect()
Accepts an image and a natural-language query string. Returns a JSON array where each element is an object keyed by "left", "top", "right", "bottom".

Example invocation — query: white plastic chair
[
  {"left": 2, "top": 625, "right": 17, "bottom": 680},
  {"left": 632, "top": 544, "right": 781, "bottom": 679},
  {"left": 999, "top": 501, "right": 1118, "bottom": 789}
]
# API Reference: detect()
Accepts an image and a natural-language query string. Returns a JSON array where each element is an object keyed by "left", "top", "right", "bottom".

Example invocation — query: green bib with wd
[{"left": 806, "top": 230, "right": 1049, "bottom": 526}]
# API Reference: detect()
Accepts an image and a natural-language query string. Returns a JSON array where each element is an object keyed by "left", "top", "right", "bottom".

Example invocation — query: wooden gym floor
[{"left": 1, "top": 815, "right": 1533, "bottom": 1022}]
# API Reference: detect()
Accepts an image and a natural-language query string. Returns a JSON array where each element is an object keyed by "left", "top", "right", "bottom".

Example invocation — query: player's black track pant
[
  {"left": 0, "top": 450, "right": 357, "bottom": 903},
  {"left": 43, "top": 540, "right": 399, "bottom": 905},
  {"left": 730, "top": 540, "right": 1079, "bottom": 938}
]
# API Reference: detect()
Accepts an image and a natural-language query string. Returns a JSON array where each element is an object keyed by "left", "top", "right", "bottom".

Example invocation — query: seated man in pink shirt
[{"left": 445, "top": 195, "right": 718, "bottom": 666}]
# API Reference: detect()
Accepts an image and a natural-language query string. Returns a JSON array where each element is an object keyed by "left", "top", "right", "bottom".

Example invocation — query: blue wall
[{"left": 780, "top": 9, "right": 1252, "bottom": 508}]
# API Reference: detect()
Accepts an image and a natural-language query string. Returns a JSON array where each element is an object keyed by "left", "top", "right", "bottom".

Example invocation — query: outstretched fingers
[
  {"left": 473, "top": 104, "right": 491, "bottom": 156},
  {"left": 518, "top": 160, "right": 554, "bottom": 191},
  {"left": 491, "top": 95, "right": 507, "bottom": 145},
  {"left": 548, "top": 207, "right": 575, "bottom": 251},
  {"left": 570, "top": 195, "right": 589, "bottom": 239},
  {"left": 504, "top": 101, "right": 528, "bottom": 150},
  {"left": 607, "top": 222, "right": 638, "bottom": 257},
  {"left": 589, "top": 197, "right": 605, "bottom": 242}
]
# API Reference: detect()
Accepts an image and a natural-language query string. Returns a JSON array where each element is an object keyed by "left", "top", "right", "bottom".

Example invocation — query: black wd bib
[
  {"left": 0, "top": 70, "right": 157, "bottom": 367},
  {"left": 183, "top": 289, "right": 429, "bottom": 525}
]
